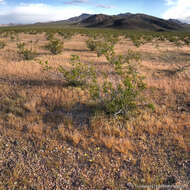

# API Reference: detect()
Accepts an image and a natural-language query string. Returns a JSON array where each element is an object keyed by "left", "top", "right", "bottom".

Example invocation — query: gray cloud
[
  {"left": 64, "top": 0, "right": 88, "bottom": 4},
  {"left": 96, "top": 4, "right": 115, "bottom": 9}
]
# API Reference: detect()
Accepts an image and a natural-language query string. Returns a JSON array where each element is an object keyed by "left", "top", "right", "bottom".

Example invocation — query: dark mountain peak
[
  {"left": 87, "top": 14, "right": 112, "bottom": 20},
  {"left": 67, "top": 13, "right": 92, "bottom": 23},
  {"left": 34, "top": 12, "right": 190, "bottom": 31},
  {"left": 168, "top": 19, "right": 186, "bottom": 25},
  {"left": 80, "top": 12, "right": 187, "bottom": 31},
  {"left": 82, "top": 14, "right": 113, "bottom": 26},
  {"left": 80, "top": 13, "right": 91, "bottom": 17},
  {"left": 117, "top": 12, "right": 132, "bottom": 17}
]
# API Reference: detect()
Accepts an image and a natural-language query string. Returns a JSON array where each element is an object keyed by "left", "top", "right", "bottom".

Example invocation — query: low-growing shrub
[
  {"left": 58, "top": 31, "right": 74, "bottom": 40},
  {"left": 45, "top": 38, "right": 64, "bottom": 55},
  {"left": 86, "top": 39, "right": 98, "bottom": 51},
  {"left": 86, "top": 36, "right": 118, "bottom": 64},
  {"left": 89, "top": 54, "right": 146, "bottom": 117},
  {"left": 0, "top": 41, "right": 6, "bottom": 49},
  {"left": 130, "top": 35, "right": 144, "bottom": 47},
  {"left": 39, "top": 49, "right": 151, "bottom": 118},
  {"left": 45, "top": 32, "right": 54, "bottom": 40},
  {"left": 58, "top": 55, "right": 96, "bottom": 86},
  {"left": 16, "top": 42, "right": 37, "bottom": 60},
  {"left": 40, "top": 55, "right": 96, "bottom": 87}
]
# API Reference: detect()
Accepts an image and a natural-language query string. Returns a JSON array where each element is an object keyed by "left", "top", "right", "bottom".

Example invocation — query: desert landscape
[{"left": 0, "top": 26, "right": 189, "bottom": 189}]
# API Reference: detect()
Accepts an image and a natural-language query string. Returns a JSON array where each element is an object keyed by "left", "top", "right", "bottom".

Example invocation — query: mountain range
[{"left": 43, "top": 13, "right": 189, "bottom": 31}]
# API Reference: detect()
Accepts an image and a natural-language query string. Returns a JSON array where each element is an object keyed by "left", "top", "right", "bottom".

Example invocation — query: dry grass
[{"left": 0, "top": 32, "right": 189, "bottom": 189}]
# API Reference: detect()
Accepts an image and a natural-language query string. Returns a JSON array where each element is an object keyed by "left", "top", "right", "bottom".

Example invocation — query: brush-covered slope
[
  {"left": 80, "top": 13, "right": 186, "bottom": 31},
  {"left": 34, "top": 12, "right": 189, "bottom": 31}
]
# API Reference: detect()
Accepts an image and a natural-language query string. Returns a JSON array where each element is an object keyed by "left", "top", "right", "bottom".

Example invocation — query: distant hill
[
  {"left": 80, "top": 13, "right": 188, "bottom": 31},
  {"left": 0, "top": 23, "right": 17, "bottom": 27},
  {"left": 168, "top": 19, "right": 188, "bottom": 26},
  {"left": 45, "top": 14, "right": 92, "bottom": 25},
  {"left": 81, "top": 14, "right": 114, "bottom": 27},
  {"left": 66, "top": 13, "right": 92, "bottom": 23},
  {"left": 35, "top": 13, "right": 190, "bottom": 31}
]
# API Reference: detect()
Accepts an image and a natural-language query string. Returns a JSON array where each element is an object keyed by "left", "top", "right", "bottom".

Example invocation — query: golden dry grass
[{"left": 0, "top": 32, "right": 189, "bottom": 189}]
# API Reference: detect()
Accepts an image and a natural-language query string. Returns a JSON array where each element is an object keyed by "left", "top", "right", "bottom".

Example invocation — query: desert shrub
[
  {"left": 182, "top": 37, "right": 190, "bottom": 46},
  {"left": 39, "top": 49, "right": 150, "bottom": 118},
  {"left": 10, "top": 35, "right": 15, "bottom": 41},
  {"left": 28, "top": 30, "right": 38, "bottom": 35},
  {"left": 130, "top": 35, "right": 144, "bottom": 47},
  {"left": 40, "top": 55, "right": 96, "bottom": 87},
  {"left": 158, "top": 35, "right": 166, "bottom": 41},
  {"left": 58, "top": 31, "right": 73, "bottom": 40},
  {"left": 46, "top": 32, "right": 54, "bottom": 40},
  {"left": 96, "top": 40, "right": 115, "bottom": 63},
  {"left": 1, "top": 32, "right": 8, "bottom": 38},
  {"left": 16, "top": 42, "right": 37, "bottom": 60},
  {"left": 142, "top": 35, "right": 153, "bottom": 43},
  {"left": 0, "top": 41, "right": 6, "bottom": 49},
  {"left": 86, "top": 39, "right": 98, "bottom": 51},
  {"left": 58, "top": 55, "right": 96, "bottom": 86},
  {"left": 45, "top": 38, "right": 64, "bottom": 55},
  {"left": 86, "top": 36, "right": 118, "bottom": 64},
  {"left": 89, "top": 53, "right": 147, "bottom": 117}
]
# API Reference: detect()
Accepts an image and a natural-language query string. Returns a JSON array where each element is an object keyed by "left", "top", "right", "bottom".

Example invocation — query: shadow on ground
[
  {"left": 64, "top": 48, "right": 89, "bottom": 53},
  {"left": 42, "top": 102, "right": 102, "bottom": 127},
  {"left": 0, "top": 77, "right": 68, "bottom": 88}
]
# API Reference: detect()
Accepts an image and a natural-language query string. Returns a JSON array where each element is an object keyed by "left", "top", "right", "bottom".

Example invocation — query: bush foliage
[
  {"left": 41, "top": 36, "right": 150, "bottom": 118},
  {"left": 45, "top": 38, "right": 64, "bottom": 55},
  {"left": 16, "top": 42, "right": 37, "bottom": 60}
]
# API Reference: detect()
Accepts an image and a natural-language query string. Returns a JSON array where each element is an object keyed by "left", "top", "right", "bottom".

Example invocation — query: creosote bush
[
  {"left": 45, "top": 32, "right": 54, "bottom": 40},
  {"left": 45, "top": 38, "right": 64, "bottom": 55},
  {"left": 89, "top": 53, "right": 147, "bottom": 117},
  {"left": 58, "top": 31, "right": 74, "bottom": 40},
  {"left": 16, "top": 41, "right": 37, "bottom": 60},
  {"left": 40, "top": 55, "right": 96, "bottom": 87},
  {"left": 86, "top": 39, "right": 98, "bottom": 51},
  {"left": 86, "top": 35, "right": 118, "bottom": 64},
  {"left": 0, "top": 41, "right": 6, "bottom": 49},
  {"left": 40, "top": 39, "right": 150, "bottom": 118},
  {"left": 58, "top": 55, "right": 96, "bottom": 86},
  {"left": 130, "top": 35, "right": 145, "bottom": 47}
]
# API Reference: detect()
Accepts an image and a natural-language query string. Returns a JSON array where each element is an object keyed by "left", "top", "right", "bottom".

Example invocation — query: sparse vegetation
[
  {"left": 16, "top": 41, "right": 37, "bottom": 60},
  {"left": 86, "top": 35, "right": 118, "bottom": 63},
  {"left": 86, "top": 39, "right": 98, "bottom": 51},
  {"left": 45, "top": 38, "right": 64, "bottom": 54},
  {"left": 0, "top": 27, "right": 189, "bottom": 189},
  {"left": 0, "top": 41, "right": 6, "bottom": 49}
]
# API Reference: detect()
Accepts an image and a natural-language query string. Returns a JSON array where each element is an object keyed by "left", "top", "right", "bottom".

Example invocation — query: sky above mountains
[{"left": 0, "top": 0, "right": 190, "bottom": 24}]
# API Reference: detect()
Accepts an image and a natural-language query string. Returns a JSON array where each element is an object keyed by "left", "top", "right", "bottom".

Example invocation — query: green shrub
[
  {"left": 58, "top": 31, "right": 73, "bottom": 40},
  {"left": 40, "top": 55, "right": 96, "bottom": 87},
  {"left": 130, "top": 35, "right": 144, "bottom": 47},
  {"left": 86, "top": 36, "right": 118, "bottom": 64},
  {"left": 86, "top": 39, "right": 98, "bottom": 51},
  {"left": 89, "top": 53, "right": 146, "bottom": 117},
  {"left": 86, "top": 35, "right": 119, "bottom": 63},
  {"left": 59, "top": 55, "right": 96, "bottom": 86},
  {"left": 45, "top": 38, "right": 64, "bottom": 55},
  {"left": 39, "top": 49, "right": 150, "bottom": 118},
  {"left": 0, "top": 41, "right": 6, "bottom": 49},
  {"left": 95, "top": 40, "right": 115, "bottom": 63},
  {"left": 46, "top": 32, "right": 54, "bottom": 40},
  {"left": 16, "top": 42, "right": 37, "bottom": 60}
]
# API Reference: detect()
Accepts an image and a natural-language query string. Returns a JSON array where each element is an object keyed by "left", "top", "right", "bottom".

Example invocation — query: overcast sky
[{"left": 0, "top": 0, "right": 190, "bottom": 24}]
